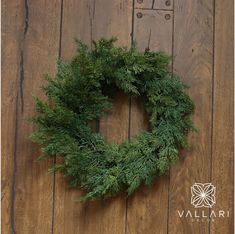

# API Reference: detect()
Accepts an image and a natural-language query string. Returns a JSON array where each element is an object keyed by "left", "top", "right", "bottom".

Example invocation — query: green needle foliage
[{"left": 30, "top": 38, "right": 195, "bottom": 201}]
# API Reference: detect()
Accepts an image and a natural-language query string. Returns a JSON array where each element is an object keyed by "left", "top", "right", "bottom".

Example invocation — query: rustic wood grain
[
  {"left": 54, "top": 1, "right": 132, "bottom": 233},
  {"left": 210, "top": 0, "right": 234, "bottom": 233},
  {"left": 153, "top": 0, "right": 173, "bottom": 10},
  {"left": 53, "top": 2, "right": 92, "bottom": 233},
  {"left": 6, "top": 0, "right": 62, "bottom": 233},
  {"left": 126, "top": 9, "right": 173, "bottom": 234},
  {"left": 84, "top": 2, "right": 132, "bottom": 233},
  {"left": 133, "top": 9, "right": 173, "bottom": 54},
  {"left": 59, "top": 0, "right": 93, "bottom": 61},
  {"left": 135, "top": 0, "right": 153, "bottom": 9},
  {"left": 84, "top": 91, "right": 129, "bottom": 234},
  {"left": 135, "top": 0, "right": 173, "bottom": 10},
  {"left": 1, "top": 1, "right": 25, "bottom": 233},
  {"left": 168, "top": 0, "right": 214, "bottom": 233},
  {"left": 2, "top": 0, "right": 234, "bottom": 233},
  {"left": 91, "top": 0, "right": 132, "bottom": 46}
]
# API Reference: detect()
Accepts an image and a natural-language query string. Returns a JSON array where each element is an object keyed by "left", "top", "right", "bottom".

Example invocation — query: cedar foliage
[{"left": 30, "top": 38, "right": 195, "bottom": 201}]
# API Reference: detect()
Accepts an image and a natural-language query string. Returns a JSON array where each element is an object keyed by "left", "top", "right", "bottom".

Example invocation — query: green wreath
[{"left": 30, "top": 38, "right": 195, "bottom": 201}]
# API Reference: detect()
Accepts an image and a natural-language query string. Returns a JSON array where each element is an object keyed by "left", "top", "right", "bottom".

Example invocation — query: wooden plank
[
  {"left": 10, "top": 1, "right": 62, "bottom": 233},
  {"left": 91, "top": 0, "right": 132, "bottom": 45},
  {"left": 59, "top": 1, "right": 93, "bottom": 60},
  {"left": 83, "top": 91, "right": 129, "bottom": 234},
  {"left": 127, "top": 9, "right": 173, "bottom": 234},
  {"left": 210, "top": 0, "right": 234, "bottom": 233},
  {"left": 1, "top": 1, "right": 24, "bottom": 233},
  {"left": 153, "top": 0, "right": 173, "bottom": 10},
  {"left": 54, "top": 1, "right": 132, "bottom": 233},
  {"left": 82, "top": 2, "right": 132, "bottom": 233},
  {"left": 135, "top": 0, "right": 153, "bottom": 9},
  {"left": 133, "top": 9, "right": 173, "bottom": 53},
  {"left": 135, "top": 0, "right": 173, "bottom": 10},
  {"left": 168, "top": 0, "right": 213, "bottom": 233},
  {"left": 53, "top": 2, "right": 93, "bottom": 233}
]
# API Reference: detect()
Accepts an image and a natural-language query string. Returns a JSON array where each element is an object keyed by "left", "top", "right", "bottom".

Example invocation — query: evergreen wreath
[{"left": 30, "top": 38, "right": 195, "bottom": 201}]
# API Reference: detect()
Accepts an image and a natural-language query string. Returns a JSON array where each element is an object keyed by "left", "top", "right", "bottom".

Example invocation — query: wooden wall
[{"left": 2, "top": 0, "right": 233, "bottom": 233}]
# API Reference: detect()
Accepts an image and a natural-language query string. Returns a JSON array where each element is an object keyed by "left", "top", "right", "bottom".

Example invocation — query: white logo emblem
[{"left": 191, "top": 183, "right": 216, "bottom": 208}]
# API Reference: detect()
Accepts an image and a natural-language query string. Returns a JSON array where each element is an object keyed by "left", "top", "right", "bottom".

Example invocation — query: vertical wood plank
[
  {"left": 127, "top": 9, "right": 173, "bottom": 234},
  {"left": 11, "top": 1, "right": 62, "bottom": 233},
  {"left": 168, "top": 0, "right": 213, "bottom": 233},
  {"left": 54, "top": 1, "right": 132, "bottom": 233},
  {"left": 85, "top": 91, "right": 129, "bottom": 234},
  {"left": 54, "top": 2, "right": 93, "bottom": 233},
  {"left": 1, "top": 1, "right": 24, "bottom": 233},
  {"left": 91, "top": 0, "right": 132, "bottom": 46},
  {"left": 211, "top": 0, "right": 234, "bottom": 233},
  {"left": 59, "top": 0, "right": 93, "bottom": 60},
  {"left": 79, "top": 1, "right": 133, "bottom": 233}
]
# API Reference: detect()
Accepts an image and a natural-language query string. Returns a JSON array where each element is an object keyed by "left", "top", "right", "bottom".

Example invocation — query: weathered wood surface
[
  {"left": 54, "top": 1, "right": 132, "bottom": 234},
  {"left": 2, "top": 0, "right": 233, "bottom": 233},
  {"left": 168, "top": 0, "right": 214, "bottom": 233},
  {"left": 2, "top": 1, "right": 24, "bottom": 233},
  {"left": 2, "top": 0, "right": 62, "bottom": 233},
  {"left": 135, "top": 0, "right": 173, "bottom": 10},
  {"left": 210, "top": 0, "right": 234, "bottom": 233},
  {"left": 127, "top": 8, "right": 172, "bottom": 234}
]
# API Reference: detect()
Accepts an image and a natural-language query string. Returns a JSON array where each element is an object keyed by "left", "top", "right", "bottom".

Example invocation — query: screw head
[
  {"left": 165, "top": 14, "right": 171, "bottom": 20},
  {"left": 136, "top": 12, "right": 143, "bottom": 18},
  {"left": 165, "top": 0, "right": 171, "bottom": 6},
  {"left": 137, "top": 0, "right": 143, "bottom": 3}
]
